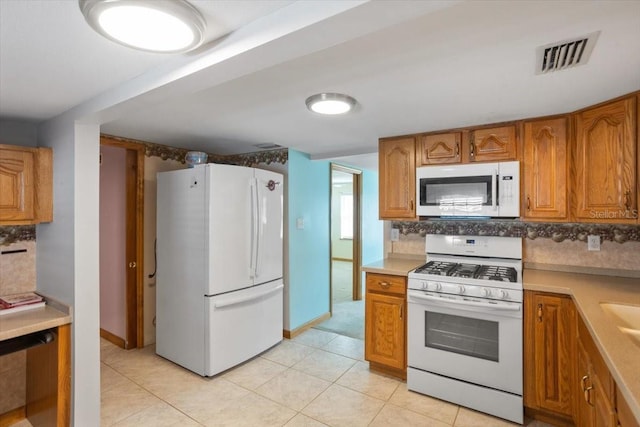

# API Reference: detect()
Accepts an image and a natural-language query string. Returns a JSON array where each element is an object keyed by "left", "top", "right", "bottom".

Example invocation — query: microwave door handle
[
  {"left": 496, "top": 172, "right": 500, "bottom": 207},
  {"left": 492, "top": 171, "right": 498, "bottom": 211}
]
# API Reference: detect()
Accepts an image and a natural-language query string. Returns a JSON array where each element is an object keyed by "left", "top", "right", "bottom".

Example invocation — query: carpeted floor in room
[{"left": 314, "top": 260, "right": 364, "bottom": 340}]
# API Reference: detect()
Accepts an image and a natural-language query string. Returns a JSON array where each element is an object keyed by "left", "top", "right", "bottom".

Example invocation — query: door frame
[
  {"left": 329, "top": 164, "right": 362, "bottom": 308},
  {"left": 100, "top": 135, "right": 145, "bottom": 349}
]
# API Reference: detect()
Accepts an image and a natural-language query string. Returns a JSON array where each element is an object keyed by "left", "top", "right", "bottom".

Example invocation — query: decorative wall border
[
  {"left": 101, "top": 134, "right": 288, "bottom": 166},
  {"left": 0, "top": 225, "right": 36, "bottom": 246},
  {"left": 391, "top": 220, "right": 640, "bottom": 243},
  {"left": 223, "top": 149, "right": 288, "bottom": 167}
]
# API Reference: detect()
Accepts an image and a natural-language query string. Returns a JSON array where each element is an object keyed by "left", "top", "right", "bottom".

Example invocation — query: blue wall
[
  {"left": 287, "top": 149, "right": 383, "bottom": 331},
  {"left": 360, "top": 168, "right": 384, "bottom": 280},
  {"left": 288, "top": 149, "right": 331, "bottom": 330}
]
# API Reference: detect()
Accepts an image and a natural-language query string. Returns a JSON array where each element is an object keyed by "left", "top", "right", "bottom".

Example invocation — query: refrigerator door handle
[
  {"left": 213, "top": 284, "right": 284, "bottom": 309},
  {"left": 250, "top": 178, "right": 259, "bottom": 279}
]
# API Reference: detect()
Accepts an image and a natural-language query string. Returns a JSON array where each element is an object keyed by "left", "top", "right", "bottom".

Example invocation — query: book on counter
[{"left": 0, "top": 292, "right": 46, "bottom": 315}]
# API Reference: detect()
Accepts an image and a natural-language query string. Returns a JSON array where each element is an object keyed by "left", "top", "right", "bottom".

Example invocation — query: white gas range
[{"left": 407, "top": 234, "right": 524, "bottom": 424}]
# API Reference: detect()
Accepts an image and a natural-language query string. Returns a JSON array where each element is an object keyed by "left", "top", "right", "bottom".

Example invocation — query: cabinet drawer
[{"left": 366, "top": 274, "right": 406, "bottom": 295}]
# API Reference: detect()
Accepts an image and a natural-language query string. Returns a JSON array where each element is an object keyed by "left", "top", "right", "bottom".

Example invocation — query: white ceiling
[{"left": 1, "top": 0, "right": 639, "bottom": 170}]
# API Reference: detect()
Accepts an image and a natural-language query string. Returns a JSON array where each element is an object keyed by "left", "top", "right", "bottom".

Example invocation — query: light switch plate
[
  {"left": 296, "top": 217, "right": 304, "bottom": 230},
  {"left": 390, "top": 228, "right": 400, "bottom": 241},
  {"left": 587, "top": 235, "right": 601, "bottom": 251}
]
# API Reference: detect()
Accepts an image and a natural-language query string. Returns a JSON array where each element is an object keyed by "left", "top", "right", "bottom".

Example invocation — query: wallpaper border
[
  {"left": 101, "top": 135, "right": 289, "bottom": 166},
  {"left": 391, "top": 220, "right": 640, "bottom": 243},
  {"left": 0, "top": 225, "right": 36, "bottom": 246}
]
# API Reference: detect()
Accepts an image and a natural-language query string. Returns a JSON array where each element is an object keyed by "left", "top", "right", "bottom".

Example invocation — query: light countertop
[
  {"left": 361, "top": 256, "right": 424, "bottom": 276},
  {"left": 0, "top": 298, "right": 72, "bottom": 341},
  {"left": 524, "top": 269, "right": 640, "bottom": 422}
]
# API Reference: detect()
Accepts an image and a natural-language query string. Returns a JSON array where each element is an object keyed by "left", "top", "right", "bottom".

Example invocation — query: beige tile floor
[{"left": 96, "top": 329, "right": 551, "bottom": 427}]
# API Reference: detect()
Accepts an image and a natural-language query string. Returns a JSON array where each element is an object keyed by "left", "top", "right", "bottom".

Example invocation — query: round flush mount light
[
  {"left": 79, "top": 0, "right": 206, "bottom": 53},
  {"left": 305, "top": 93, "right": 357, "bottom": 115}
]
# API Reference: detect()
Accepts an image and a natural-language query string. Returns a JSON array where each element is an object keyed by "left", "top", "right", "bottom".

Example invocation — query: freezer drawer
[{"left": 205, "top": 280, "right": 284, "bottom": 376}]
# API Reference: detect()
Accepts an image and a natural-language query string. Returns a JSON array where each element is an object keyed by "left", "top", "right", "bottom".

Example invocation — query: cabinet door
[
  {"left": 469, "top": 125, "right": 517, "bottom": 162},
  {"left": 0, "top": 146, "right": 35, "bottom": 222},
  {"left": 365, "top": 291, "right": 405, "bottom": 370},
  {"left": 378, "top": 137, "right": 416, "bottom": 219},
  {"left": 592, "top": 372, "right": 617, "bottom": 427},
  {"left": 524, "top": 291, "right": 575, "bottom": 418},
  {"left": 418, "top": 132, "right": 461, "bottom": 165},
  {"left": 574, "top": 97, "right": 637, "bottom": 222},
  {"left": 577, "top": 340, "right": 595, "bottom": 427},
  {"left": 523, "top": 118, "right": 569, "bottom": 220}
]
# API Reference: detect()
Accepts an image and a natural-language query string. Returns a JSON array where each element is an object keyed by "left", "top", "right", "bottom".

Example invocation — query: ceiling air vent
[{"left": 536, "top": 31, "right": 600, "bottom": 74}]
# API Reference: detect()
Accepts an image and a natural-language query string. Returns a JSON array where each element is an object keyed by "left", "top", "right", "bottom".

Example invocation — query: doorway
[
  {"left": 99, "top": 136, "right": 144, "bottom": 349},
  {"left": 316, "top": 164, "right": 363, "bottom": 339}
]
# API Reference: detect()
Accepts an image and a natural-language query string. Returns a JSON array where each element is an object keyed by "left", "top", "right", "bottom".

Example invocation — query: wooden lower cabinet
[
  {"left": 364, "top": 273, "right": 406, "bottom": 379},
  {"left": 525, "top": 290, "right": 639, "bottom": 427},
  {"left": 617, "top": 386, "right": 640, "bottom": 427},
  {"left": 524, "top": 291, "right": 576, "bottom": 425},
  {"left": 576, "top": 313, "right": 617, "bottom": 427}
]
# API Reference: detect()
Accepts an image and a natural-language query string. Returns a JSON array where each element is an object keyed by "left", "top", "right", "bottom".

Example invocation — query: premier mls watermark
[{"left": 589, "top": 209, "right": 639, "bottom": 219}]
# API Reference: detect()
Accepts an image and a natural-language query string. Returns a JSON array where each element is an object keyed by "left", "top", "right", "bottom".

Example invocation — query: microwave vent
[{"left": 536, "top": 31, "right": 600, "bottom": 74}]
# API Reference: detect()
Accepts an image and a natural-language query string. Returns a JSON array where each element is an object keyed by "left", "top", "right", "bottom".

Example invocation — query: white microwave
[{"left": 416, "top": 161, "right": 520, "bottom": 218}]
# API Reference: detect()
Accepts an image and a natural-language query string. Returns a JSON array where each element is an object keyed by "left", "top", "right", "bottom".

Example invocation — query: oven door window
[
  {"left": 425, "top": 311, "right": 499, "bottom": 362},
  {"left": 419, "top": 175, "right": 492, "bottom": 212}
]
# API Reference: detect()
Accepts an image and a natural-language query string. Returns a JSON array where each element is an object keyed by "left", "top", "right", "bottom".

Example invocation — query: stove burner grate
[
  {"left": 449, "top": 263, "right": 480, "bottom": 278},
  {"left": 414, "top": 262, "right": 518, "bottom": 283},
  {"left": 414, "top": 261, "right": 457, "bottom": 276},
  {"left": 476, "top": 265, "right": 518, "bottom": 282}
]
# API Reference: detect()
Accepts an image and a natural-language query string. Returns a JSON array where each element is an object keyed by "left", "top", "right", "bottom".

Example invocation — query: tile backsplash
[
  {"left": 0, "top": 240, "right": 36, "bottom": 296},
  {"left": 388, "top": 221, "right": 640, "bottom": 273},
  {"left": 0, "top": 229, "right": 35, "bottom": 416}
]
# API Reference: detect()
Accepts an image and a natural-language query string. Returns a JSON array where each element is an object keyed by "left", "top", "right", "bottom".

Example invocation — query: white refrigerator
[{"left": 156, "top": 163, "right": 283, "bottom": 376}]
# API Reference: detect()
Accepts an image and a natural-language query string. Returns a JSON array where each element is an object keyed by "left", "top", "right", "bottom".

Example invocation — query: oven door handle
[{"left": 408, "top": 293, "right": 521, "bottom": 311}]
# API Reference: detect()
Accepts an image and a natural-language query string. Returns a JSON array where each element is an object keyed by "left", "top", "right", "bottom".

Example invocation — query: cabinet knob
[
  {"left": 537, "top": 304, "right": 543, "bottom": 322},
  {"left": 584, "top": 386, "right": 594, "bottom": 406},
  {"left": 128, "top": 261, "right": 137, "bottom": 268},
  {"left": 455, "top": 143, "right": 460, "bottom": 156},
  {"left": 410, "top": 200, "right": 414, "bottom": 210},
  {"left": 624, "top": 190, "right": 631, "bottom": 210},
  {"left": 526, "top": 196, "right": 531, "bottom": 211},
  {"left": 379, "top": 281, "right": 391, "bottom": 289},
  {"left": 470, "top": 142, "right": 475, "bottom": 157}
]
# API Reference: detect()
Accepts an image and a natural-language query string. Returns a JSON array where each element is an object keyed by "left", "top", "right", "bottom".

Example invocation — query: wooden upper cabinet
[
  {"left": 469, "top": 125, "right": 517, "bottom": 162},
  {"left": 573, "top": 97, "right": 637, "bottom": 223},
  {"left": 418, "top": 132, "right": 461, "bottom": 165},
  {"left": 379, "top": 137, "right": 416, "bottom": 219},
  {"left": 523, "top": 117, "right": 569, "bottom": 221},
  {"left": 0, "top": 144, "right": 53, "bottom": 225}
]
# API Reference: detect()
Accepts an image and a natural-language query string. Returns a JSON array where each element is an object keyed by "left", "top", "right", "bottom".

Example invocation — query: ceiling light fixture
[
  {"left": 79, "top": 0, "right": 206, "bottom": 53},
  {"left": 305, "top": 93, "right": 357, "bottom": 115}
]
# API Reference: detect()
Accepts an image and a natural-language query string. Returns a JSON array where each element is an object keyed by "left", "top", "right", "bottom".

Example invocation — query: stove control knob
[
  {"left": 421, "top": 281, "right": 428, "bottom": 290},
  {"left": 482, "top": 288, "right": 492, "bottom": 297},
  {"left": 500, "top": 290, "right": 510, "bottom": 299},
  {"left": 458, "top": 285, "right": 466, "bottom": 294},
  {"left": 433, "top": 282, "right": 442, "bottom": 291}
]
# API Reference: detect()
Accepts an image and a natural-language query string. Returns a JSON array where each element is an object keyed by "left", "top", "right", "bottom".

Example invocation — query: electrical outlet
[
  {"left": 296, "top": 217, "right": 304, "bottom": 230},
  {"left": 587, "top": 235, "right": 601, "bottom": 251},
  {"left": 390, "top": 228, "right": 400, "bottom": 241}
]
